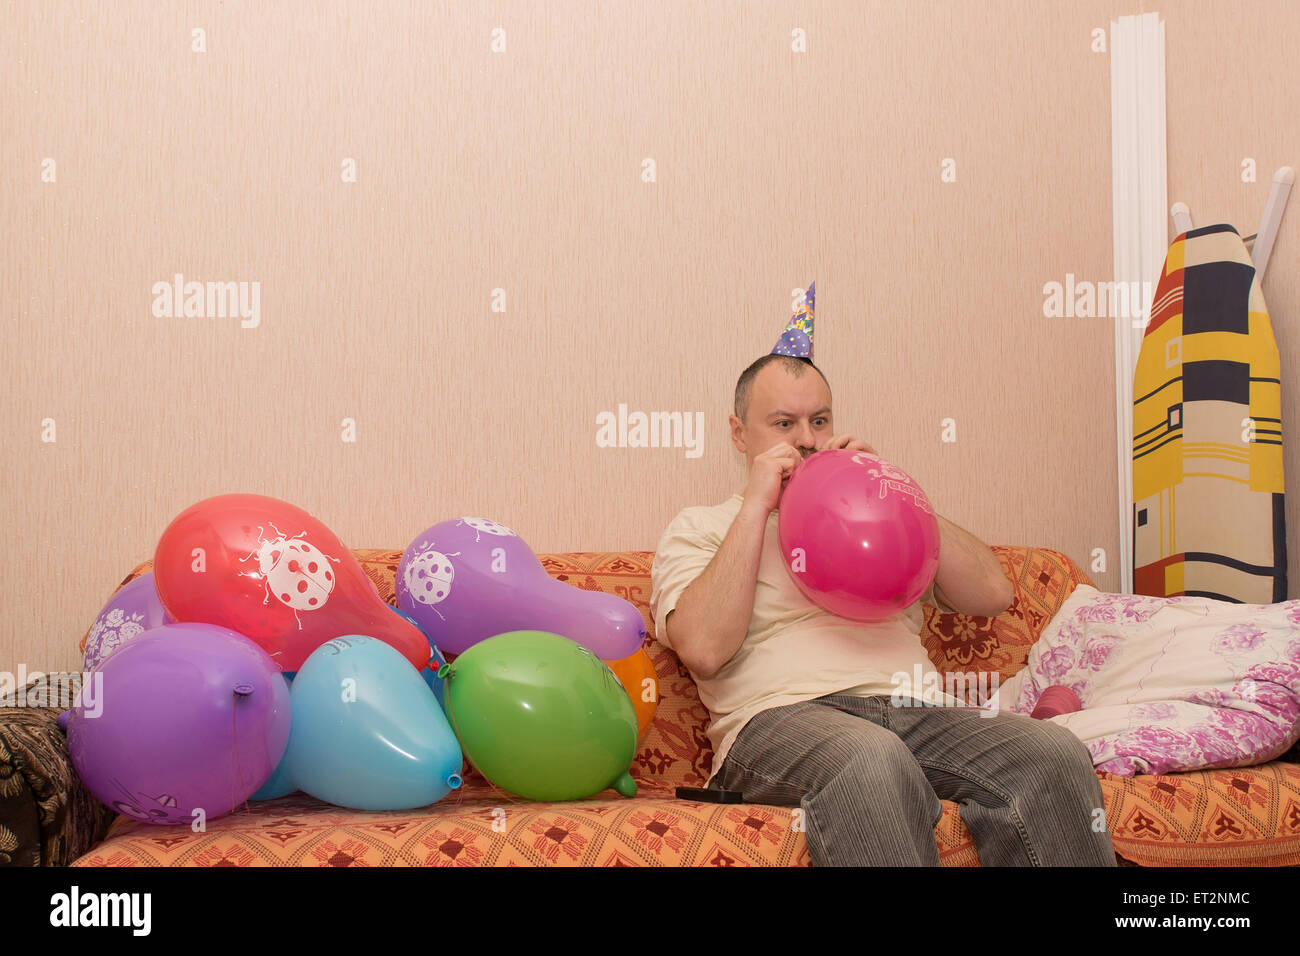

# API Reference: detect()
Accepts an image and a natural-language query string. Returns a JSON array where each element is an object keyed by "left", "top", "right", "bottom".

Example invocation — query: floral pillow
[{"left": 987, "top": 585, "right": 1300, "bottom": 776}]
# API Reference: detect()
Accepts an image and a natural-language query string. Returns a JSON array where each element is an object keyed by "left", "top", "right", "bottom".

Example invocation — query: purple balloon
[
  {"left": 67, "top": 623, "right": 291, "bottom": 826},
  {"left": 83, "top": 572, "right": 174, "bottom": 672},
  {"left": 396, "top": 516, "right": 646, "bottom": 657}
]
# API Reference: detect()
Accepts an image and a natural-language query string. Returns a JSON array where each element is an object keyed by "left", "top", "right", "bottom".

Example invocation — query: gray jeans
[{"left": 708, "top": 693, "right": 1118, "bottom": 866}]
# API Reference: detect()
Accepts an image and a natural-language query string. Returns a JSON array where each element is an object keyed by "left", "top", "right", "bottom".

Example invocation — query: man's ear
[{"left": 729, "top": 414, "right": 746, "bottom": 452}]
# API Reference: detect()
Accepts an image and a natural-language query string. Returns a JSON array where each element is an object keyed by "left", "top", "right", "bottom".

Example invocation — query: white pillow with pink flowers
[{"left": 986, "top": 584, "right": 1300, "bottom": 776}]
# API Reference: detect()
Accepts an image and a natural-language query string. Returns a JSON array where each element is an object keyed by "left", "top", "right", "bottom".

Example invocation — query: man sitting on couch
[{"left": 649, "top": 286, "right": 1116, "bottom": 867}]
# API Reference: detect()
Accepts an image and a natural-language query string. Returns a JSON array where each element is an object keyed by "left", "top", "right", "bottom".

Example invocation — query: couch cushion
[
  {"left": 918, "top": 546, "right": 1098, "bottom": 697},
  {"left": 1098, "top": 762, "right": 1300, "bottom": 866},
  {"left": 70, "top": 770, "right": 985, "bottom": 866},
  {"left": 71, "top": 780, "right": 824, "bottom": 866},
  {"left": 72, "top": 762, "right": 1300, "bottom": 866}
]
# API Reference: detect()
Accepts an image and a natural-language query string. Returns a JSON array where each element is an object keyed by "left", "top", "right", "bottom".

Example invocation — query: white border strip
[{"left": 1110, "top": 12, "right": 1167, "bottom": 594}]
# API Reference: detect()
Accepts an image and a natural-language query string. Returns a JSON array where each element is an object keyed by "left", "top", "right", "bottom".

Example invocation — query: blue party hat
[{"left": 772, "top": 282, "right": 815, "bottom": 358}]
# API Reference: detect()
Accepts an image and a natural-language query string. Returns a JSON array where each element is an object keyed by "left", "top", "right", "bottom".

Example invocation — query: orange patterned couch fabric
[{"left": 71, "top": 547, "right": 1300, "bottom": 866}]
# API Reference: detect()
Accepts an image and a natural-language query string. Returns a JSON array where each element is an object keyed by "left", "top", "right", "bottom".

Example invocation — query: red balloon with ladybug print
[{"left": 153, "top": 493, "right": 431, "bottom": 674}]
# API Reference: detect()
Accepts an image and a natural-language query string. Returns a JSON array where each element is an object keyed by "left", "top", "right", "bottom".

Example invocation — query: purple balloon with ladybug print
[{"left": 396, "top": 517, "right": 646, "bottom": 658}]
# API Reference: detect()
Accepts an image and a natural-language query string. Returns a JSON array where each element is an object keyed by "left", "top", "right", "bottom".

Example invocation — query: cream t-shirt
[{"left": 649, "top": 493, "right": 962, "bottom": 788}]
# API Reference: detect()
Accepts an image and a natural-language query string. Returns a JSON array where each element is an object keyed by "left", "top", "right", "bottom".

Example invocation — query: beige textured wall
[{"left": 3, "top": 0, "right": 1297, "bottom": 673}]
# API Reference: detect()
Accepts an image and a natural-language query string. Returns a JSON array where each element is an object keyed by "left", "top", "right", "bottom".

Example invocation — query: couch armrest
[
  {"left": 991, "top": 545, "right": 1096, "bottom": 642},
  {"left": 0, "top": 682, "right": 118, "bottom": 866},
  {"left": 921, "top": 546, "right": 1099, "bottom": 697}
]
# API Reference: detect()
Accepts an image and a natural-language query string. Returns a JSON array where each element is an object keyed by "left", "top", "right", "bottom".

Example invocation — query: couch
[{"left": 4, "top": 544, "right": 1299, "bottom": 866}]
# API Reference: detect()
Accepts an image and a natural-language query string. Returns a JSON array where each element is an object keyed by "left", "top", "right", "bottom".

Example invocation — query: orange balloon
[{"left": 604, "top": 646, "right": 658, "bottom": 740}]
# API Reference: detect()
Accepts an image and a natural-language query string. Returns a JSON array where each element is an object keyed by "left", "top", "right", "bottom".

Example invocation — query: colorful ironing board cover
[{"left": 1132, "top": 223, "right": 1287, "bottom": 603}]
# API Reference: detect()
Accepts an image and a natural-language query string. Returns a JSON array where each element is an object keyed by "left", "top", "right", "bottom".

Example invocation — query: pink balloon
[
  {"left": 1031, "top": 685, "right": 1083, "bottom": 719},
  {"left": 778, "top": 450, "right": 940, "bottom": 622}
]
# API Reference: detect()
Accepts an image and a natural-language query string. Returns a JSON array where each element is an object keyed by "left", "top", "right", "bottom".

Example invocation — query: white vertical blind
[{"left": 1110, "top": 12, "right": 1168, "bottom": 594}]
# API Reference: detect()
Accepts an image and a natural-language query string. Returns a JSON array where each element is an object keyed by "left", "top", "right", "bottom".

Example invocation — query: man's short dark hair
[{"left": 734, "top": 354, "right": 831, "bottom": 424}]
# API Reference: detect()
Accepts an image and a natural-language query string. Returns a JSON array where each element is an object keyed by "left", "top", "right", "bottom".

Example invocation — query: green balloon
[{"left": 438, "top": 630, "right": 639, "bottom": 801}]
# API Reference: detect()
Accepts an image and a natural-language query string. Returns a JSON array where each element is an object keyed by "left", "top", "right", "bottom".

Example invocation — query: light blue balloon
[
  {"left": 284, "top": 635, "right": 463, "bottom": 810},
  {"left": 249, "top": 749, "right": 298, "bottom": 800},
  {"left": 390, "top": 604, "right": 447, "bottom": 710},
  {"left": 250, "top": 672, "right": 298, "bottom": 800}
]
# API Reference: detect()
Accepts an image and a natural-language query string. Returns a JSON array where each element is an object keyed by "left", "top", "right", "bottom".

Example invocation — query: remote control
[{"left": 675, "top": 786, "right": 746, "bottom": 803}]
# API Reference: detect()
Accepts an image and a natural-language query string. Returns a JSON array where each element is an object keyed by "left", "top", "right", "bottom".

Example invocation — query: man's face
[{"left": 730, "top": 362, "right": 833, "bottom": 472}]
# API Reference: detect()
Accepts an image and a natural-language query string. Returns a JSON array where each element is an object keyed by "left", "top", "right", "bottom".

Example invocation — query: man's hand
[
  {"left": 817, "top": 434, "right": 878, "bottom": 455},
  {"left": 743, "top": 441, "right": 805, "bottom": 515}
]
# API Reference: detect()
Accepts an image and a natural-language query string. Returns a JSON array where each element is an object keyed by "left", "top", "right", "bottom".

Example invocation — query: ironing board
[{"left": 1131, "top": 223, "right": 1287, "bottom": 602}]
